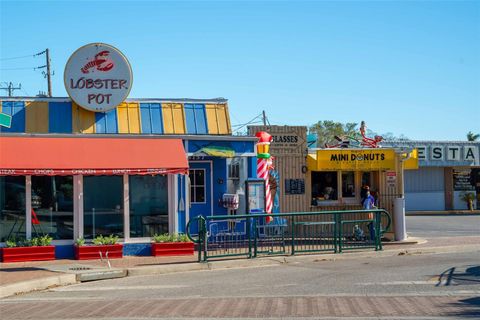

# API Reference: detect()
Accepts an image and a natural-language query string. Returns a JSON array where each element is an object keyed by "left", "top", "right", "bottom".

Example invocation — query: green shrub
[
  {"left": 460, "top": 192, "right": 475, "bottom": 202},
  {"left": 18, "top": 238, "right": 32, "bottom": 247},
  {"left": 4, "top": 235, "right": 52, "bottom": 247},
  {"left": 92, "top": 235, "right": 119, "bottom": 245},
  {"left": 31, "top": 237, "right": 40, "bottom": 246},
  {"left": 75, "top": 238, "right": 85, "bottom": 246},
  {"left": 152, "top": 233, "right": 190, "bottom": 243},
  {"left": 37, "top": 235, "right": 53, "bottom": 246},
  {"left": 5, "top": 238, "right": 17, "bottom": 248},
  {"left": 177, "top": 233, "right": 190, "bottom": 242}
]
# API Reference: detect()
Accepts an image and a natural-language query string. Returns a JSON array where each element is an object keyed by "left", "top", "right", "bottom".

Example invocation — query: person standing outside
[{"left": 362, "top": 190, "right": 376, "bottom": 241}]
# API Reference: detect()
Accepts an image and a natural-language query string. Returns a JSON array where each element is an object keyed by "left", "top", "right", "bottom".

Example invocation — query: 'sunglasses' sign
[{"left": 64, "top": 43, "right": 133, "bottom": 112}]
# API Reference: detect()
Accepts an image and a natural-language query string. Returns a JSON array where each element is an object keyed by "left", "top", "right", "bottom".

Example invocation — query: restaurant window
[
  {"left": 311, "top": 172, "right": 338, "bottom": 203},
  {"left": 129, "top": 175, "right": 168, "bottom": 237},
  {"left": 31, "top": 176, "right": 73, "bottom": 240},
  {"left": 0, "top": 176, "right": 26, "bottom": 242},
  {"left": 341, "top": 171, "right": 355, "bottom": 198},
  {"left": 83, "top": 176, "right": 124, "bottom": 239},
  {"left": 189, "top": 169, "right": 205, "bottom": 203}
]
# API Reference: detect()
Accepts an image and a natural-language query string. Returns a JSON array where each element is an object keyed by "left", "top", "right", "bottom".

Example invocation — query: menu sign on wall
[
  {"left": 453, "top": 169, "right": 474, "bottom": 191},
  {"left": 285, "top": 179, "right": 305, "bottom": 195},
  {"left": 64, "top": 43, "right": 133, "bottom": 112}
]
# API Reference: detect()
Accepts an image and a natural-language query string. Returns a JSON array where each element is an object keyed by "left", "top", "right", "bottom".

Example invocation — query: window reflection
[
  {"left": 0, "top": 176, "right": 26, "bottom": 242},
  {"left": 129, "top": 175, "right": 169, "bottom": 237},
  {"left": 31, "top": 176, "right": 74, "bottom": 239},
  {"left": 83, "top": 176, "right": 123, "bottom": 239},
  {"left": 341, "top": 172, "right": 355, "bottom": 198},
  {"left": 189, "top": 169, "right": 206, "bottom": 203}
]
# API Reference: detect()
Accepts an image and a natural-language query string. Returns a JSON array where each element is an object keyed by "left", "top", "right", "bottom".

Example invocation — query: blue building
[{"left": 0, "top": 97, "right": 257, "bottom": 257}]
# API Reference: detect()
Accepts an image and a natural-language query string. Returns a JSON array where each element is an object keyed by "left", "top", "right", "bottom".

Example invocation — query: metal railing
[{"left": 187, "top": 209, "right": 391, "bottom": 262}]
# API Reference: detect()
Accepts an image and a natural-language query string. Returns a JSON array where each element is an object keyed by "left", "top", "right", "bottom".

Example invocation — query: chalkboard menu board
[
  {"left": 453, "top": 170, "right": 474, "bottom": 191},
  {"left": 285, "top": 179, "right": 305, "bottom": 195}
]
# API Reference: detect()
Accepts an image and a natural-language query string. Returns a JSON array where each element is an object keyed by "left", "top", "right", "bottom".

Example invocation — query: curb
[
  {"left": 77, "top": 269, "right": 127, "bottom": 282},
  {"left": 125, "top": 243, "right": 480, "bottom": 277},
  {"left": 0, "top": 274, "right": 77, "bottom": 299}
]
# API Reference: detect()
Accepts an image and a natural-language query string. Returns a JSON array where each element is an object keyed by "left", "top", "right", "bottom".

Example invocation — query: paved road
[
  {"left": 2, "top": 250, "right": 479, "bottom": 319},
  {"left": 406, "top": 215, "right": 480, "bottom": 237}
]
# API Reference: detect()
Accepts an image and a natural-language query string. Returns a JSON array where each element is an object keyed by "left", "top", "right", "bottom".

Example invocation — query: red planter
[
  {"left": 1, "top": 246, "right": 55, "bottom": 263},
  {"left": 151, "top": 242, "right": 194, "bottom": 256},
  {"left": 74, "top": 244, "right": 123, "bottom": 260}
]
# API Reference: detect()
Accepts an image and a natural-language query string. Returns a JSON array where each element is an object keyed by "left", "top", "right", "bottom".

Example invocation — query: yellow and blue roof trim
[{"left": 0, "top": 98, "right": 232, "bottom": 135}]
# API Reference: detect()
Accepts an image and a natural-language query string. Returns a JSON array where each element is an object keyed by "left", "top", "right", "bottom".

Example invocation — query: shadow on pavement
[
  {"left": 0, "top": 267, "right": 47, "bottom": 273},
  {"left": 447, "top": 296, "right": 480, "bottom": 318},
  {"left": 437, "top": 265, "right": 480, "bottom": 286}
]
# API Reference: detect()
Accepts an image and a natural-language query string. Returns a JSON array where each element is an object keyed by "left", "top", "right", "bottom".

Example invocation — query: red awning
[{"left": 0, "top": 136, "right": 188, "bottom": 176}]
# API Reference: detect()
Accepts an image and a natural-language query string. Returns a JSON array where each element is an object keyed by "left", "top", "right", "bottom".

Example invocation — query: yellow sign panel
[
  {"left": 404, "top": 148, "right": 419, "bottom": 170},
  {"left": 311, "top": 149, "right": 397, "bottom": 171}
]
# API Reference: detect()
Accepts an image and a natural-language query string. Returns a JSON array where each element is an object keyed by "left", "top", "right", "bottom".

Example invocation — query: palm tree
[{"left": 467, "top": 131, "right": 480, "bottom": 141}]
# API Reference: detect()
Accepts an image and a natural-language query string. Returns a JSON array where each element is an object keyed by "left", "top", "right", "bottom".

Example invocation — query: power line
[
  {"left": 0, "top": 48, "right": 53, "bottom": 96},
  {"left": 0, "top": 51, "right": 44, "bottom": 61},
  {"left": 0, "top": 54, "right": 34, "bottom": 61},
  {"left": 0, "top": 66, "right": 40, "bottom": 71},
  {"left": 232, "top": 113, "right": 265, "bottom": 133}
]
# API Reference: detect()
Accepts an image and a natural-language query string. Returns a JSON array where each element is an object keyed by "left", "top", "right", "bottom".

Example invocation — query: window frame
[{"left": 189, "top": 168, "right": 207, "bottom": 204}]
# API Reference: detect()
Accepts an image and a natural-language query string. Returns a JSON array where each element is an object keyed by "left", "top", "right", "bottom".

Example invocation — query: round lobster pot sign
[{"left": 64, "top": 43, "right": 133, "bottom": 112}]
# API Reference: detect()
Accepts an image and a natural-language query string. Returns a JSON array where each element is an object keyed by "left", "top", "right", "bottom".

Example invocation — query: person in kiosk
[{"left": 362, "top": 189, "right": 376, "bottom": 241}]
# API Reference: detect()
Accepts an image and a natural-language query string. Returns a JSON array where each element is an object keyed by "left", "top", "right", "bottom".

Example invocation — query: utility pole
[
  {"left": 35, "top": 49, "right": 53, "bottom": 97},
  {"left": 46, "top": 48, "right": 52, "bottom": 97},
  {"left": 0, "top": 82, "right": 22, "bottom": 97},
  {"left": 262, "top": 110, "right": 267, "bottom": 126}
]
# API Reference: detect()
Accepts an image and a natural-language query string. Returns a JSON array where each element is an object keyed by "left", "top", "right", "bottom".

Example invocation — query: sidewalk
[
  {"left": 406, "top": 210, "right": 480, "bottom": 215},
  {"left": 2, "top": 235, "right": 479, "bottom": 298}
]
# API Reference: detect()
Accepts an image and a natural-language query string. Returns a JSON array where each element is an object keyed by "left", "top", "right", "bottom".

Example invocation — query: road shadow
[
  {"left": 447, "top": 296, "right": 480, "bottom": 318},
  {"left": 437, "top": 265, "right": 480, "bottom": 286},
  {"left": 0, "top": 267, "right": 47, "bottom": 273}
]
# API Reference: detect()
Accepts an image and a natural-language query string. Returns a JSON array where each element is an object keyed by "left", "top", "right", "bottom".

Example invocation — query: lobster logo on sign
[{"left": 81, "top": 50, "right": 114, "bottom": 74}]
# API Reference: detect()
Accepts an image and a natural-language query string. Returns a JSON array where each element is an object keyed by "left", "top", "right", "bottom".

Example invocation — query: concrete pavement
[
  {"left": 2, "top": 249, "right": 479, "bottom": 319},
  {"left": 1, "top": 234, "right": 479, "bottom": 299}
]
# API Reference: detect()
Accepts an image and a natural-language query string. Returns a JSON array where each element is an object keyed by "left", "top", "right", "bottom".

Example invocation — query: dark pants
[{"left": 368, "top": 222, "right": 375, "bottom": 241}]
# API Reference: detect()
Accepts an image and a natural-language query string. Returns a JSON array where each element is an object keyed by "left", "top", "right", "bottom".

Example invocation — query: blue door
[{"left": 188, "top": 162, "right": 212, "bottom": 234}]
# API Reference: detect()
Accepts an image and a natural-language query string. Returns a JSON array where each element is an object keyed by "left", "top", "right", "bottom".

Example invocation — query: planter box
[
  {"left": 74, "top": 244, "right": 123, "bottom": 260},
  {"left": 151, "top": 242, "right": 194, "bottom": 257},
  {"left": 1, "top": 246, "right": 55, "bottom": 263}
]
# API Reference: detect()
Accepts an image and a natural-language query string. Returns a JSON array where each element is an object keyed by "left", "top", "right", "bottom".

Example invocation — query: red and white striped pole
[
  {"left": 257, "top": 158, "right": 273, "bottom": 219},
  {"left": 255, "top": 131, "right": 274, "bottom": 223}
]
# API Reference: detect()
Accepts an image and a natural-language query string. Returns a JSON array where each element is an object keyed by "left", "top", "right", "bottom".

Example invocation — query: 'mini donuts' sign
[{"left": 64, "top": 43, "right": 133, "bottom": 112}]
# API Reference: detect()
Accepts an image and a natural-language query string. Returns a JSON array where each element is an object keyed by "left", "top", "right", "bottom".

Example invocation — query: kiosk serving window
[
  {"left": 341, "top": 171, "right": 355, "bottom": 198},
  {"left": 311, "top": 172, "right": 338, "bottom": 202}
]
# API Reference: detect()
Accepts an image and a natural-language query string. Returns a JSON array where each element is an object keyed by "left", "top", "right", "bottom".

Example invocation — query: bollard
[{"left": 394, "top": 197, "right": 407, "bottom": 241}]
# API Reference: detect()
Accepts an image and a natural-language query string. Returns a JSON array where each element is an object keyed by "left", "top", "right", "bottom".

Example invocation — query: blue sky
[{"left": 1, "top": 0, "right": 479, "bottom": 140}]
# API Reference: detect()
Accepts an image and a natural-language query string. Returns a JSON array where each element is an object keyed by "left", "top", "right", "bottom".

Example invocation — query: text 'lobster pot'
[{"left": 64, "top": 43, "right": 133, "bottom": 112}]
